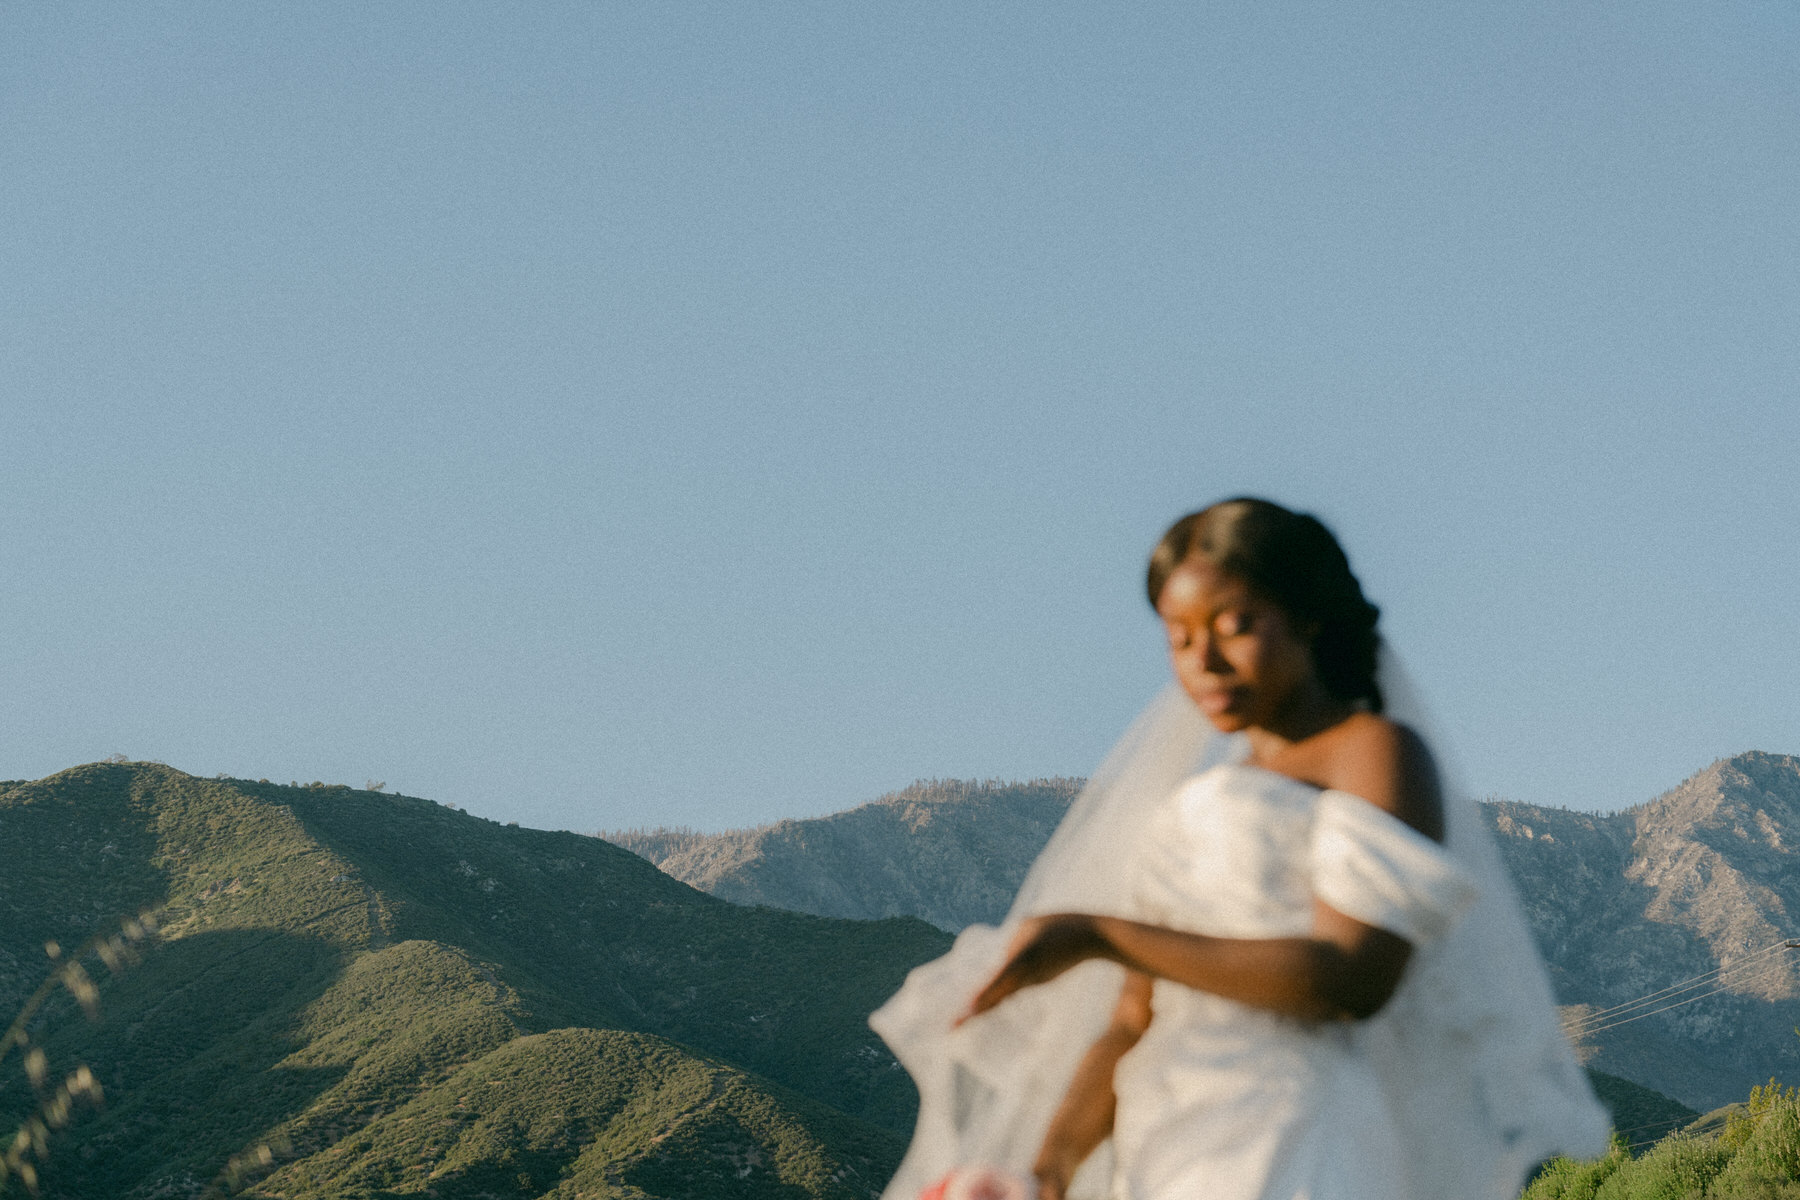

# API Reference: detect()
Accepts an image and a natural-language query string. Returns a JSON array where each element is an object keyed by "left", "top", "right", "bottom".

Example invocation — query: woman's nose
[{"left": 1196, "top": 631, "right": 1230, "bottom": 672}]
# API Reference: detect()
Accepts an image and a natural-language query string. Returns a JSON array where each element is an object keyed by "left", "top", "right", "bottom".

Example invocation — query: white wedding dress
[
  {"left": 1108, "top": 762, "right": 1475, "bottom": 1200},
  {"left": 871, "top": 679, "right": 1610, "bottom": 1200}
]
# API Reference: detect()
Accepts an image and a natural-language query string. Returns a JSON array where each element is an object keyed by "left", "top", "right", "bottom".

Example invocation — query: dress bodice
[
  {"left": 1133, "top": 762, "right": 1320, "bottom": 940},
  {"left": 1131, "top": 761, "right": 1479, "bottom": 949},
  {"left": 1109, "top": 761, "right": 1483, "bottom": 1200}
]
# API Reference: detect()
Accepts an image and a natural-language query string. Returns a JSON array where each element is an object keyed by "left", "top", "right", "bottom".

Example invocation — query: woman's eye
[
  {"left": 1166, "top": 625, "right": 1193, "bottom": 650},
  {"left": 1215, "top": 611, "right": 1251, "bottom": 637}
]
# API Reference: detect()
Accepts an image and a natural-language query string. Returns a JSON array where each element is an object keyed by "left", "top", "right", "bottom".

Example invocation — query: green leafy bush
[{"left": 1525, "top": 1081, "right": 1800, "bottom": 1200}]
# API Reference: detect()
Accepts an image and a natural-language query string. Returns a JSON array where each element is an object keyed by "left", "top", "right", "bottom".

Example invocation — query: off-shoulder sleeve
[{"left": 1309, "top": 790, "right": 1478, "bottom": 946}]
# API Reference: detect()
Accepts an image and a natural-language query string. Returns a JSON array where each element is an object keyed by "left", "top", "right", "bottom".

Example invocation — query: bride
[{"left": 871, "top": 498, "right": 1609, "bottom": 1200}]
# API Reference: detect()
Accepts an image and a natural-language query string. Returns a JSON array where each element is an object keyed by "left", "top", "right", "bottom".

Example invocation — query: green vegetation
[
  {"left": 1526, "top": 1080, "right": 1800, "bottom": 1199},
  {"left": 21, "top": 761, "right": 1800, "bottom": 1200},
  {"left": 1589, "top": 1072, "right": 1701, "bottom": 1151},
  {"left": 271, "top": 1027, "right": 901, "bottom": 1199},
  {"left": 0, "top": 763, "right": 947, "bottom": 1198}
]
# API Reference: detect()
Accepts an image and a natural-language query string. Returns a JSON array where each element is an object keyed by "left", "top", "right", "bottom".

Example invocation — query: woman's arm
[
  {"left": 1031, "top": 971, "right": 1153, "bottom": 1200},
  {"left": 1098, "top": 904, "right": 1410, "bottom": 1020},
  {"left": 967, "top": 904, "right": 1411, "bottom": 1024},
  {"left": 966, "top": 718, "right": 1439, "bottom": 1025}
]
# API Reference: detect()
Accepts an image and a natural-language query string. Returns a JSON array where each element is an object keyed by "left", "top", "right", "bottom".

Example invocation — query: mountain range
[
  {"left": 605, "top": 752, "right": 1800, "bottom": 1112},
  {"left": 0, "top": 764, "right": 948, "bottom": 1199},
  {"left": 9, "top": 750, "right": 1794, "bottom": 1197},
  {"left": 604, "top": 779, "right": 1080, "bottom": 934}
]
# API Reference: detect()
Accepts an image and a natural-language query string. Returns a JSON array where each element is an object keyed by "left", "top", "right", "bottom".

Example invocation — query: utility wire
[
  {"left": 1570, "top": 956, "right": 1792, "bottom": 1037},
  {"left": 1571, "top": 949, "right": 1800, "bottom": 1037},
  {"left": 1582, "top": 964, "right": 1790, "bottom": 1035},
  {"left": 1564, "top": 939, "right": 1790, "bottom": 1029},
  {"left": 1612, "top": 1114, "right": 1695, "bottom": 1139},
  {"left": 1568, "top": 960, "right": 1780, "bottom": 1037},
  {"left": 1563, "top": 945, "right": 1793, "bottom": 1036},
  {"left": 1562, "top": 940, "right": 1798, "bottom": 1037}
]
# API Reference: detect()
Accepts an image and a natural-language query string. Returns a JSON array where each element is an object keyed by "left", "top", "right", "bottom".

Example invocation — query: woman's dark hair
[{"left": 1146, "top": 497, "right": 1384, "bottom": 713}]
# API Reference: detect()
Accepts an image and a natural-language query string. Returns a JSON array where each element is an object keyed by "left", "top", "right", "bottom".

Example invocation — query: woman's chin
[{"left": 1201, "top": 710, "right": 1252, "bottom": 733}]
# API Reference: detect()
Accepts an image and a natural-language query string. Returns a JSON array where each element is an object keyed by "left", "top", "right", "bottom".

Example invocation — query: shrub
[
  {"left": 1711, "top": 1084, "right": 1800, "bottom": 1199},
  {"left": 1522, "top": 1137, "right": 1630, "bottom": 1200},
  {"left": 1590, "top": 1131, "right": 1730, "bottom": 1200}
]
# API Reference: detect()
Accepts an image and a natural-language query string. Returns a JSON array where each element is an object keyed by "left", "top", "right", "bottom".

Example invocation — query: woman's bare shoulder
[{"left": 1315, "top": 714, "right": 1446, "bottom": 842}]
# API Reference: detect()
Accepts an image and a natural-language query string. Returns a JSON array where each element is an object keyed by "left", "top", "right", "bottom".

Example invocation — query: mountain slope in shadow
[{"left": 0, "top": 764, "right": 946, "bottom": 1199}]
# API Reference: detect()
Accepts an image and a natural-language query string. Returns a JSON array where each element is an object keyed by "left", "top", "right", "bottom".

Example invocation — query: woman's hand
[
  {"left": 1031, "top": 1140, "right": 1084, "bottom": 1200},
  {"left": 960, "top": 914, "right": 1110, "bottom": 1023}
]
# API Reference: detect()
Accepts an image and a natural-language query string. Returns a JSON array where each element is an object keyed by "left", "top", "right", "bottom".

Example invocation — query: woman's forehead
[{"left": 1156, "top": 558, "right": 1256, "bottom": 614}]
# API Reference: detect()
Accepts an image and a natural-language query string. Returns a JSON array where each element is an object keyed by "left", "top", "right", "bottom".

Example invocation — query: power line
[
  {"left": 1564, "top": 939, "right": 1791, "bottom": 1031},
  {"left": 1569, "top": 956, "right": 1789, "bottom": 1038},
  {"left": 1562, "top": 939, "right": 1800, "bottom": 1038},
  {"left": 1612, "top": 1113, "right": 1696, "bottom": 1139},
  {"left": 1582, "top": 957, "right": 1796, "bottom": 1036},
  {"left": 1563, "top": 939, "right": 1795, "bottom": 1031}
]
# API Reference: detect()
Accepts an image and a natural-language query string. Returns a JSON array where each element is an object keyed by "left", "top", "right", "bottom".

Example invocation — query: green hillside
[
  {"left": 1587, "top": 1071, "right": 1700, "bottom": 1151},
  {"left": 0, "top": 764, "right": 949, "bottom": 1199}
]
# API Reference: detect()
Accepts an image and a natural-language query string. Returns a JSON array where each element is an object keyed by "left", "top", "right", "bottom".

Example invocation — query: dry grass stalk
[{"left": 1, "top": 911, "right": 160, "bottom": 1195}]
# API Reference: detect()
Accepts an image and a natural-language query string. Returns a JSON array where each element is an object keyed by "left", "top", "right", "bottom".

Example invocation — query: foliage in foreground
[{"left": 1525, "top": 1081, "right": 1800, "bottom": 1200}]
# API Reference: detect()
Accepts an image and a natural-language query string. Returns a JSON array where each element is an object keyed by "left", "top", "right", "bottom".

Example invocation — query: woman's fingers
[
  {"left": 1033, "top": 1161, "right": 1070, "bottom": 1200},
  {"left": 956, "top": 915, "right": 1105, "bottom": 1025},
  {"left": 956, "top": 923, "right": 1045, "bottom": 1025},
  {"left": 957, "top": 968, "right": 1020, "bottom": 1025}
]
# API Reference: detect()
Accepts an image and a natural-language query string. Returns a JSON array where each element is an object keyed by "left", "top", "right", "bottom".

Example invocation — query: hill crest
[
  {"left": 0, "top": 762, "right": 945, "bottom": 1198},
  {"left": 603, "top": 777, "right": 1082, "bottom": 932}
]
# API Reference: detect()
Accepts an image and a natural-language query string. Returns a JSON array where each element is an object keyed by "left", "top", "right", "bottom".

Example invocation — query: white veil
[{"left": 869, "top": 651, "right": 1609, "bottom": 1200}]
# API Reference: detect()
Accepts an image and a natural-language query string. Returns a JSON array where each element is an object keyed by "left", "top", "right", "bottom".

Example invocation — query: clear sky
[{"left": 5, "top": 3, "right": 1796, "bottom": 832}]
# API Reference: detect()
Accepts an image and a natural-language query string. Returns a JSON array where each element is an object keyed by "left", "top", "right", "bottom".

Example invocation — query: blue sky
[{"left": 5, "top": 3, "right": 1796, "bottom": 831}]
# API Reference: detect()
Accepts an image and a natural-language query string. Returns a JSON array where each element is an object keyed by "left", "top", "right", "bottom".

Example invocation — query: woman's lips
[{"left": 1196, "top": 688, "right": 1239, "bottom": 715}]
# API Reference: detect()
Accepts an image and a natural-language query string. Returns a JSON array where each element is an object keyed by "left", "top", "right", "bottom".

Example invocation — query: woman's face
[{"left": 1155, "top": 558, "right": 1321, "bottom": 734}]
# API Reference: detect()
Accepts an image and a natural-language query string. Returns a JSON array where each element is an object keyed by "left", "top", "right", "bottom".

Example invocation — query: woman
[{"left": 872, "top": 498, "right": 1608, "bottom": 1200}]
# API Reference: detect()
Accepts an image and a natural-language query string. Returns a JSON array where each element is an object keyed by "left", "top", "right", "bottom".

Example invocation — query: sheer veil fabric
[{"left": 869, "top": 652, "right": 1610, "bottom": 1200}]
